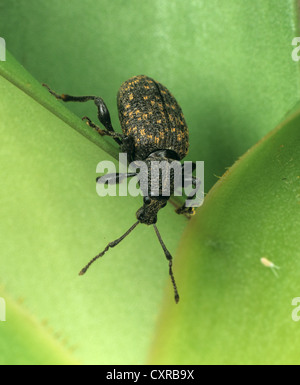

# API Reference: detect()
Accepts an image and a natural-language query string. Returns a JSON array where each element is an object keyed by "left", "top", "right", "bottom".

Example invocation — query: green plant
[{"left": 0, "top": 0, "right": 300, "bottom": 365}]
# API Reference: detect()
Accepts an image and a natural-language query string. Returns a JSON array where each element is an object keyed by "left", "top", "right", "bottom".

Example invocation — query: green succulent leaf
[
  {"left": 0, "top": 293, "right": 79, "bottom": 365},
  {"left": 1, "top": 0, "right": 300, "bottom": 365},
  {"left": 149, "top": 111, "right": 300, "bottom": 365},
  {"left": 0, "top": 53, "right": 187, "bottom": 364}
]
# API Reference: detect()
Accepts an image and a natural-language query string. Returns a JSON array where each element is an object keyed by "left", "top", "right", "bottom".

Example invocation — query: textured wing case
[{"left": 117, "top": 75, "right": 189, "bottom": 160}]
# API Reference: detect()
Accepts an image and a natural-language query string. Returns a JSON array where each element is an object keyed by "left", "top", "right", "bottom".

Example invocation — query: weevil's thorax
[
  {"left": 135, "top": 152, "right": 181, "bottom": 225},
  {"left": 135, "top": 152, "right": 181, "bottom": 199}
]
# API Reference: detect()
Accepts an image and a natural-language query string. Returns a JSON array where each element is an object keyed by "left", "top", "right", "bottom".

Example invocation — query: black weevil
[{"left": 43, "top": 75, "right": 199, "bottom": 303}]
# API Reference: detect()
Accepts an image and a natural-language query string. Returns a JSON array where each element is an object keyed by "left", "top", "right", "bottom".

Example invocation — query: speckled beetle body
[
  {"left": 118, "top": 75, "right": 189, "bottom": 161},
  {"left": 43, "top": 75, "right": 199, "bottom": 303}
]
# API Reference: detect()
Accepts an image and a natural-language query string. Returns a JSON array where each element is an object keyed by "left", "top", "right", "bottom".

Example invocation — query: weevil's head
[
  {"left": 134, "top": 150, "right": 180, "bottom": 225},
  {"left": 136, "top": 196, "right": 168, "bottom": 225}
]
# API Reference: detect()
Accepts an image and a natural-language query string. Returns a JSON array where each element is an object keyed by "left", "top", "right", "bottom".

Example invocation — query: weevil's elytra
[
  {"left": 43, "top": 75, "right": 200, "bottom": 304},
  {"left": 118, "top": 75, "right": 189, "bottom": 161}
]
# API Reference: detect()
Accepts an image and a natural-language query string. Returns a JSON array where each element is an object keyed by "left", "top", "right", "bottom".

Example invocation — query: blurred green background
[{"left": 1, "top": 0, "right": 300, "bottom": 365}]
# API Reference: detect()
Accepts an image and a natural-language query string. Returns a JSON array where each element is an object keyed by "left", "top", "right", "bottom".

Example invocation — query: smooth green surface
[
  {"left": 1, "top": 0, "right": 300, "bottom": 365},
  {"left": 150, "top": 112, "right": 300, "bottom": 364}
]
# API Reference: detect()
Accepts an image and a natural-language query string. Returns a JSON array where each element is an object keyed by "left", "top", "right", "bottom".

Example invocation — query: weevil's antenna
[
  {"left": 153, "top": 224, "right": 179, "bottom": 304},
  {"left": 79, "top": 221, "right": 140, "bottom": 276}
]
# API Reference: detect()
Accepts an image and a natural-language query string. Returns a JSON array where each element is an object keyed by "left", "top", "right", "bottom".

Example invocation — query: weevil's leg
[
  {"left": 186, "top": 162, "right": 196, "bottom": 173},
  {"left": 175, "top": 163, "right": 197, "bottom": 215},
  {"left": 153, "top": 224, "right": 179, "bottom": 304},
  {"left": 120, "top": 135, "right": 136, "bottom": 162},
  {"left": 175, "top": 175, "right": 201, "bottom": 216},
  {"left": 82, "top": 115, "right": 135, "bottom": 161},
  {"left": 81, "top": 116, "right": 124, "bottom": 143},
  {"left": 42, "top": 84, "right": 122, "bottom": 145},
  {"left": 96, "top": 172, "right": 137, "bottom": 185}
]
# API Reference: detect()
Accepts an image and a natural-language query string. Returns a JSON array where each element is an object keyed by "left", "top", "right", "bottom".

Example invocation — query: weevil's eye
[{"left": 143, "top": 196, "right": 151, "bottom": 205}]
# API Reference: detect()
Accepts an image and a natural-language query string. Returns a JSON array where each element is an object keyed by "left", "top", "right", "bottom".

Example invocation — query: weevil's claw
[
  {"left": 42, "top": 83, "right": 65, "bottom": 100},
  {"left": 79, "top": 267, "right": 87, "bottom": 276},
  {"left": 175, "top": 206, "right": 196, "bottom": 217}
]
